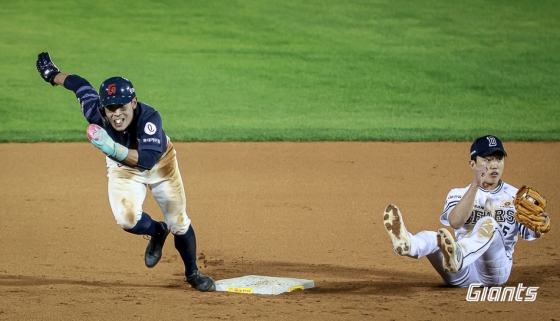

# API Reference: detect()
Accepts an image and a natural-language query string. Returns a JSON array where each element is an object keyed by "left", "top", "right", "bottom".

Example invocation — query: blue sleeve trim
[
  {"left": 519, "top": 224, "right": 539, "bottom": 240},
  {"left": 62, "top": 75, "right": 102, "bottom": 125},
  {"left": 84, "top": 108, "right": 94, "bottom": 119}
]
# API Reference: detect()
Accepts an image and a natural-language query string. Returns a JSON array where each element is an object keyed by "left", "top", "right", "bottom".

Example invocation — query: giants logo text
[{"left": 466, "top": 283, "right": 538, "bottom": 302}]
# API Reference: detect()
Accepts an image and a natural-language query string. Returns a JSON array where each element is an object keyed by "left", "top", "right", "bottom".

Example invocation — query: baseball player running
[
  {"left": 383, "top": 135, "right": 549, "bottom": 287},
  {"left": 36, "top": 52, "right": 215, "bottom": 292}
]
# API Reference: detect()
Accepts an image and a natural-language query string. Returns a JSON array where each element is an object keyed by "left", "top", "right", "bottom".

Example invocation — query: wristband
[
  {"left": 111, "top": 142, "right": 129, "bottom": 161},
  {"left": 48, "top": 71, "right": 60, "bottom": 86}
]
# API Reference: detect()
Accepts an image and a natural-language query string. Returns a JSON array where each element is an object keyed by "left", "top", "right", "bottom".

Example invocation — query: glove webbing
[{"left": 514, "top": 186, "right": 550, "bottom": 236}]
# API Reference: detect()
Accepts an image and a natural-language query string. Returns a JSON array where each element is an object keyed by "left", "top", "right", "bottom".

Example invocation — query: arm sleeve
[
  {"left": 138, "top": 112, "right": 165, "bottom": 152},
  {"left": 136, "top": 109, "right": 166, "bottom": 170},
  {"left": 136, "top": 149, "right": 161, "bottom": 170},
  {"left": 518, "top": 223, "right": 541, "bottom": 241},
  {"left": 63, "top": 74, "right": 103, "bottom": 125},
  {"left": 439, "top": 189, "right": 464, "bottom": 226}
]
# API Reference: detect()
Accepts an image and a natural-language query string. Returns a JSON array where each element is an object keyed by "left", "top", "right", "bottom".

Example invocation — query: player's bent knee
[
  {"left": 167, "top": 218, "right": 191, "bottom": 235},
  {"left": 480, "top": 216, "right": 499, "bottom": 229},
  {"left": 168, "top": 222, "right": 190, "bottom": 235},
  {"left": 114, "top": 209, "right": 140, "bottom": 230},
  {"left": 480, "top": 216, "right": 496, "bottom": 223},
  {"left": 118, "top": 221, "right": 136, "bottom": 230}
]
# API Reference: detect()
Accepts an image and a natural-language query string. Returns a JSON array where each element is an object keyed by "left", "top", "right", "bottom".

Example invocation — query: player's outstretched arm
[{"left": 37, "top": 52, "right": 106, "bottom": 128}]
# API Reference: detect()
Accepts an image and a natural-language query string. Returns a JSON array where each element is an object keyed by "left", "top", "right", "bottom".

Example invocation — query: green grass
[{"left": 1, "top": 0, "right": 559, "bottom": 142}]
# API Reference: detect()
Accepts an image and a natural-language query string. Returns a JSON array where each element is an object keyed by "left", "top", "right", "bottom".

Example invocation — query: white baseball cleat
[
  {"left": 437, "top": 228, "right": 463, "bottom": 274},
  {"left": 383, "top": 204, "right": 411, "bottom": 255}
]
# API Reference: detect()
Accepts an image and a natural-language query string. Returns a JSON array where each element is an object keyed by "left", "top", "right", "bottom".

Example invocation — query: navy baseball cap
[
  {"left": 99, "top": 76, "right": 136, "bottom": 108},
  {"left": 470, "top": 135, "right": 507, "bottom": 160}
]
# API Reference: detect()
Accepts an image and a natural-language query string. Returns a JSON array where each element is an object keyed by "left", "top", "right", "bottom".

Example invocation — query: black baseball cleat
[
  {"left": 185, "top": 270, "right": 216, "bottom": 292},
  {"left": 145, "top": 222, "right": 170, "bottom": 268}
]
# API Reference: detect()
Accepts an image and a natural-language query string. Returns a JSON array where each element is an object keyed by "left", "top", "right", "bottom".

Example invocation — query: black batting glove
[{"left": 36, "top": 52, "right": 60, "bottom": 86}]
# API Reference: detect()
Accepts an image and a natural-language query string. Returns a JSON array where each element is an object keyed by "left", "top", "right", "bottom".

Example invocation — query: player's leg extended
[
  {"left": 149, "top": 143, "right": 215, "bottom": 292},
  {"left": 106, "top": 157, "right": 169, "bottom": 268},
  {"left": 438, "top": 216, "right": 502, "bottom": 284},
  {"left": 383, "top": 204, "right": 439, "bottom": 258},
  {"left": 426, "top": 251, "right": 481, "bottom": 287}
]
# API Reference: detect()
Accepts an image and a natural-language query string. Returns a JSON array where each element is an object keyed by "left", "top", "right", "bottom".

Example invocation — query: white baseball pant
[
  {"left": 105, "top": 141, "right": 192, "bottom": 235},
  {"left": 405, "top": 217, "right": 512, "bottom": 287}
]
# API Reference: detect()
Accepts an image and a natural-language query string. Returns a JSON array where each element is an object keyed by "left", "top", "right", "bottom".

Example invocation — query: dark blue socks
[
  {"left": 126, "top": 212, "right": 158, "bottom": 237},
  {"left": 174, "top": 225, "right": 198, "bottom": 277},
  {"left": 126, "top": 215, "right": 198, "bottom": 277}
]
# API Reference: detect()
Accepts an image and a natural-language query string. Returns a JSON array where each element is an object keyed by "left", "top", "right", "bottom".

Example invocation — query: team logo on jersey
[
  {"left": 504, "top": 201, "right": 512, "bottom": 207},
  {"left": 144, "top": 122, "right": 157, "bottom": 135},
  {"left": 486, "top": 136, "right": 497, "bottom": 147},
  {"left": 108, "top": 83, "right": 116, "bottom": 96},
  {"left": 465, "top": 204, "right": 515, "bottom": 226}
]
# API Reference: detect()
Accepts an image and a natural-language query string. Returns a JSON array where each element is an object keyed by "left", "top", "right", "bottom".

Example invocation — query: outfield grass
[{"left": 0, "top": 0, "right": 559, "bottom": 142}]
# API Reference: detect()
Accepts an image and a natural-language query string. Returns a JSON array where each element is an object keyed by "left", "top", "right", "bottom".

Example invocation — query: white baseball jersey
[{"left": 440, "top": 180, "right": 539, "bottom": 258}]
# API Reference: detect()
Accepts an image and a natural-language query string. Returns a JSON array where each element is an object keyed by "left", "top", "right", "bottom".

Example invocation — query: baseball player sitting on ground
[
  {"left": 36, "top": 52, "right": 215, "bottom": 292},
  {"left": 383, "top": 135, "right": 548, "bottom": 287}
]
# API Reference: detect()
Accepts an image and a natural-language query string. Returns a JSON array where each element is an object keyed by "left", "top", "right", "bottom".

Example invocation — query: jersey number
[{"left": 501, "top": 225, "right": 510, "bottom": 236}]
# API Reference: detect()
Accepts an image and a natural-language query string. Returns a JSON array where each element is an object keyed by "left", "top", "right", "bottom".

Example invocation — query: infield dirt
[{"left": 0, "top": 142, "right": 558, "bottom": 320}]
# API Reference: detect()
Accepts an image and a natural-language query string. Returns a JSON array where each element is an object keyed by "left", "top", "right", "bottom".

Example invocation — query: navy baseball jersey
[{"left": 64, "top": 75, "right": 168, "bottom": 169}]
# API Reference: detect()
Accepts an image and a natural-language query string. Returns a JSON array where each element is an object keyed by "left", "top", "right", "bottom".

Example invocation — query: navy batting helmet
[{"left": 99, "top": 76, "right": 136, "bottom": 108}]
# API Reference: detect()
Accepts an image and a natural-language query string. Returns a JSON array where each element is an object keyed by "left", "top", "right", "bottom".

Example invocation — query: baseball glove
[{"left": 514, "top": 185, "right": 550, "bottom": 236}]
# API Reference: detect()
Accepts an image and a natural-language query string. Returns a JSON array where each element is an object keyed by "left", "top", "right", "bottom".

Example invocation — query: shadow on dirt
[
  {"left": 208, "top": 259, "right": 560, "bottom": 296},
  {"left": 0, "top": 259, "right": 557, "bottom": 296}
]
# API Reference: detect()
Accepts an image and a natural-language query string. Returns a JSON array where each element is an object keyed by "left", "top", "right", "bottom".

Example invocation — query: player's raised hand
[
  {"left": 87, "top": 124, "right": 129, "bottom": 161},
  {"left": 36, "top": 52, "right": 60, "bottom": 86},
  {"left": 473, "top": 165, "right": 487, "bottom": 187}
]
